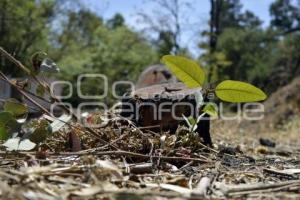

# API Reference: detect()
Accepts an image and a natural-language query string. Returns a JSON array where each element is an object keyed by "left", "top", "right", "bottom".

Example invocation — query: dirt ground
[
  {"left": 0, "top": 78, "right": 300, "bottom": 200},
  {"left": 0, "top": 113, "right": 299, "bottom": 200}
]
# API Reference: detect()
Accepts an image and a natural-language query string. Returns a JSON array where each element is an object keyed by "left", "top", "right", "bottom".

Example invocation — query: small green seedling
[
  {"left": 161, "top": 55, "right": 267, "bottom": 103},
  {"left": 161, "top": 55, "right": 267, "bottom": 121},
  {"left": 183, "top": 102, "right": 218, "bottom": 132},
  {"left": 183, "top": 113, "right": 204, "bottom": 132}
]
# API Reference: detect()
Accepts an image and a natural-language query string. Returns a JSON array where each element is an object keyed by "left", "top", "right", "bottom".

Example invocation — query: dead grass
[{"left": 0, "top": 113, "right": 299, "bottom": 200}]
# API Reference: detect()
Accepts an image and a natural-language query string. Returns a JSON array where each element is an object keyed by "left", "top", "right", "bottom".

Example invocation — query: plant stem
[
  {"left": 0, "top": 71, "right": 52, "bottom": 115},
  {"left": 0, "top": 76, "right": 52, "bottom": 104}
]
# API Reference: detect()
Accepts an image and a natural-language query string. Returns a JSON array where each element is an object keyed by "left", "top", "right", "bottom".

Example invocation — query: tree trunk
[{"left": 120, "top": 82, "right": 213, "bottom": 146}]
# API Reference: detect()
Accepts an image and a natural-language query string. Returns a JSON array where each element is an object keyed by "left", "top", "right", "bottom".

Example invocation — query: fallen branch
[
  {"left": 217, "top": 180, "right": 300, "bottom": 196},
  {"left": 0, "top": 150, "right": 212, "bottom": 163},
  {"left": 0, "top": 71, "right": 52, "bottom": 115}
]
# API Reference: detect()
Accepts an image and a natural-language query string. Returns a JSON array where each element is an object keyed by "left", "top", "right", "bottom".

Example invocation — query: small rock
[
  {"left": 218, "top": 145, "right": 242, "bottom": 156},
  {"left": 259, "top": 138, "right": 276, "bottom": 148}
]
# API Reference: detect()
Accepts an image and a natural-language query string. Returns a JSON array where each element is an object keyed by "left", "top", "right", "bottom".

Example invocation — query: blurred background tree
[
  {"left": 199, "top": 0, "right": 263, "bottom": 83},
  {"left": 52, "top": 10, "right": 157, "bottom": 105},
  {"left": 137, "top": 0, "right": 192, "bottom": 57},
  {"left": 270, "top": 0, "right": 300, "bottom": 34},
  {"left": 1, "top": 0, "right": 300, "bottom": 105},
  {"left": 0, "top": 0, "right": 55, "bottom": 76}
]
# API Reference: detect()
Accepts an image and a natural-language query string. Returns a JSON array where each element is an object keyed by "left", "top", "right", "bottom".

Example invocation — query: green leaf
[
  {"left": 0, "top": 111, "right": 21, "bottom": 136},
  {"left": 0, "top": 112, "right": 15, "bottom": 140},
  {"left": 215, "top": 80, "right": 267, "bottom": 103},
  {"left": 23, "top": 119, "right": 51, "bottom": 144},
  {"left": 187, "top": 116, "right": 196, "bottom": 126},
  {"left": 161, "top": 55, "right": 205, "bottom": 88},
  {"left": 0, "top": 124, "right": 9, "bottom": 140},
  {"left": 0, "top": 112, "right": 14, "bottom": 125},
  {"left": 203, "top": 103, "right": 218, "bottom": 117},
  {"left": 182, "top": 115, "right": 199, "bottom": 132},
  {"left": 182, "top": 115, "right": 193, "bottom": 128},
  {"left": 4, "top": 98, "right": 28, "bottom": 117}
]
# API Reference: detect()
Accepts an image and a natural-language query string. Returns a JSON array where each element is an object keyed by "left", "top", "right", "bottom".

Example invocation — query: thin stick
[
  {"left": 0, "top": 76, "right": 52, "bottom": 104},
  {"left": 0, "top": 98, "right": 40, "bottom": 112},
  {"left": 0, "top": 47, "right": 115, "bottom": 148},
  {"left": 0, "top": 47, "right": 31, "bottom": 75},
  {"left": 0, "top": 71, "right": 52, "bottom": 115},
  {"left": 0, "top": 150, "right": 212, "bottom": 163},
  {"left": 222, "top": 180, "right": 300, "bottom": 195},
  {"left": 81, "top": 133, "right": 130, "bottom": 152},
  {"left": 198, "top": 142, "right": 218, "bottom": 153}
]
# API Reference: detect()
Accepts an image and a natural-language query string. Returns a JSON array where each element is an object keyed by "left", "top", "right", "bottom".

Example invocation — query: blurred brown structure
[
  {"left": 136, "top": 64, "right": 177, "bottom": 89},
  {"left": 121, "top": 64, "right": 213, "bottom": 146}
]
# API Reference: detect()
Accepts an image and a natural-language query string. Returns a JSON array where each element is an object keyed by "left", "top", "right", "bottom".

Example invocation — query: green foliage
[
  {"left": 4, "top": 98, "right": 28, "bottom": 117},
  {"left": 1, "top": 1, "right": 157, "bottom": 104},
  {"left": 161, "top": 55, "right": 205, "bottom": 88},
  {"left": 107, "top": 13, "right": 125, "bottom": 29},
  {"left": 0, "top": 100, "right": 27, "bottom": 140},
  {"left": 183, "top": 114, "right": 203, "bottom": 132},
  {"left": 2, "top": 114, "right": 70, "bottom": 151},
  {"left": 0, "top": 0, "right": 56, "bottom": 76},
  {"left": 26, "top": 119, "right": 52, "bottom": 144},
  {"left": 0, "top": 98, "right": 51, "bottom": 145},
  {"left": 157, "top": 31, "right": 176, "bottom": 57},
  {"left": 200, "top": 0, "right": 265, "bottom": 84},
  {"left": 90, "top": 26, "right": 157, "bottom": 82},
  {"left": 51, "top": 10, "right": 157, "bottom": 105},
  {"left": 203, "top": 0, "right": 300, "bottom": 92},
  {"left": 215, "top": 80, "right": 267, "bottom": 102},
  {"left": 217, "top": 28, "right": 276, "bottom": 83},
  {"left": 0, "top": 111, "right": 22, "bottom": 140},
  {"left": 217, "top": 0, "right": 261, "bottom": 31},
  {"left": 261, "top": 33, "right": 300, "bottom": 93},
  {"left": 0, "top": 111, "right": 14, "bottom": 125},
  {"left": 0, "top": 125, "right": 9, "bottom": 140},
  {"left": 203, "top": 103, "right": 218, "bottom": 117},
  {"left": 200, "top": 51, "right": 232, "bottom": 82},
  {"left": 0, "top": 112, "right": 14, "bottom": 140},
  {"left": 270, "top": 0, "right": 300, "bottom": 32}
]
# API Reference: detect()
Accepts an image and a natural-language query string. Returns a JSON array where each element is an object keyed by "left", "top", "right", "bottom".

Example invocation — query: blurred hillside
[{"left": 0, "top": 0, "right": 300, "bottom": 105}]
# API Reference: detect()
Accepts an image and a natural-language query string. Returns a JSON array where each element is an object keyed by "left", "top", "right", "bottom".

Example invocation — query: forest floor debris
[{"left": 0, "top": 114, "right": 299, "bottom": 200}]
